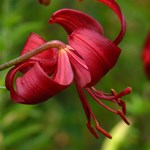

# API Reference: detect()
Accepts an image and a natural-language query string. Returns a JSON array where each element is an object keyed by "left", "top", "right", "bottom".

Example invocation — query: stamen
[
  {"left": 111, "top": 89, "right": 127, "bottom": 114},
  {"left": 95, "top": 123, "right": 112, "bottom": 139},
  {"left": 86, "top": 123, "right": 99, "bottom": 139},
  {"left": 75, "top": 80, "right": 111, "bottom": 139},
  {"left": 118, "top": 99, "right": 126, "bottom": 114},
  {"left": 86, "top": 88, "right": 119, "bottom": 114},
  {"left": 91, "top": 87, "right": 132, "bottom": 101},
  {"left": 117, "top": 110, "right": 130, "bottom": 125},
  {"left": 89, "top": 87, "right": 131, "bottom": 115},
  {"left": 86, "top": 87, "right": 130, "bottom": 125},
  {"left": 111, "top": 87, "right": 132, "bottom": 99}
]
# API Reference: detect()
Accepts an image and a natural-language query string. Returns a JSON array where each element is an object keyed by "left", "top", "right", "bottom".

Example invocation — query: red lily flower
[
  {"left": 5, "top": 0, "right": 131, "bottom": 139},
  {"left": 38, "top": 0, "right": 50, "bottom": 5},
  {"left": 142, "top": 30, "right": 150, "bottom": 79}
]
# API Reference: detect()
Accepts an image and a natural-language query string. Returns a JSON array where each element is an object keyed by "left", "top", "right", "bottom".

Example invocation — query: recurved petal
[
  {"left": 49, "top": 8, "right": 103, "bottom": 35},
  {"left": 21, "top": 32, "right": 58, "bottom": 74},
  {"left": 5, "top": 61, "right": 35, "bottom": 103},
  {"left": 21, "top": 32, "right": 57, "bottom": 62},
  {"left": 69, "top": 28, "right": 120, "bottom": 86},
  {"left": 5, "top": 61, "right": 73, "bottom": 104},
  {"left": 66, "top": 45, "right": 91, "bottom": 87},
  {"left": 97, "top": 0, "right": 126, "bottom": 45}
]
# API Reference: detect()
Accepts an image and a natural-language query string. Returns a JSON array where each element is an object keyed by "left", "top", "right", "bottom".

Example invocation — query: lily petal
[
  {"left": 66, "top": 45, "right": 91, "bottom": 87},
  {"left": 69, "top": 28, "right": 120, "bottom": 86},
  {"left": 97, "top": 0, "right": 126, "bottom": 44},
  {"left": 21, "top": 33, "right": 56, "bottom": 61},
  {"left": 53, "top": 49, "right": 74, "bottom": 85},
  {"left": 49, "top": 8, "right": 103, "bottom": 35},
  {"left": 21, "top": 32, "right": 58, "bottom": 74},
  {"left": 5, "top": 60, "right": 73, "bottom": 104}
]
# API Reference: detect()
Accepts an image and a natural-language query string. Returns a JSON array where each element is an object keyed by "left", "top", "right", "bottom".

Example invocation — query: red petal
[
  {"left": 97, "top": 0, "right": 126, "bottom": 45},
  {"left": 66, "top": 46, "right": 91, "bottom": 87},
  {"left": 5, "top": 61, "right": 34, "bottom": 103},
  {"left": 53, "top": 50, "right": 74, "bottom": 85},
  {"left": 49, "top": 8, "right": 103, "bottom": 35},
  {"left": 142, "top": 30, "right": 150, "bottom": 79},
  {"left": 21, "top": 32, "right": 57, "bottom": 74},
  {"left": 5, "top": 61, "right": 72, "bottom": 104},
  {"left": 21, "top": 32, "right": 57, "bottom": 62},
  {"left": 69, "top": 28, "right": 120, "bottom": 86}
]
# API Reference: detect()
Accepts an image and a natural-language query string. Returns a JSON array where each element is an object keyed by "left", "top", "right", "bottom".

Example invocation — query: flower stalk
[{"left": 0, "top": 40, "right": 66, "bottom": 71}]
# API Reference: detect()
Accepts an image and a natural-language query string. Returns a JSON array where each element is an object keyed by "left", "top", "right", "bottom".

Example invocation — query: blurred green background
[{"left": 0, "top": 0, "right": 150, "bottom": 150}]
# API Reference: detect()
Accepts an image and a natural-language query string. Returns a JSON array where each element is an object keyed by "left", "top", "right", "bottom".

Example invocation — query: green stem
[{"left": 0, "top": 40, "right": 66, "bottom": 71}]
